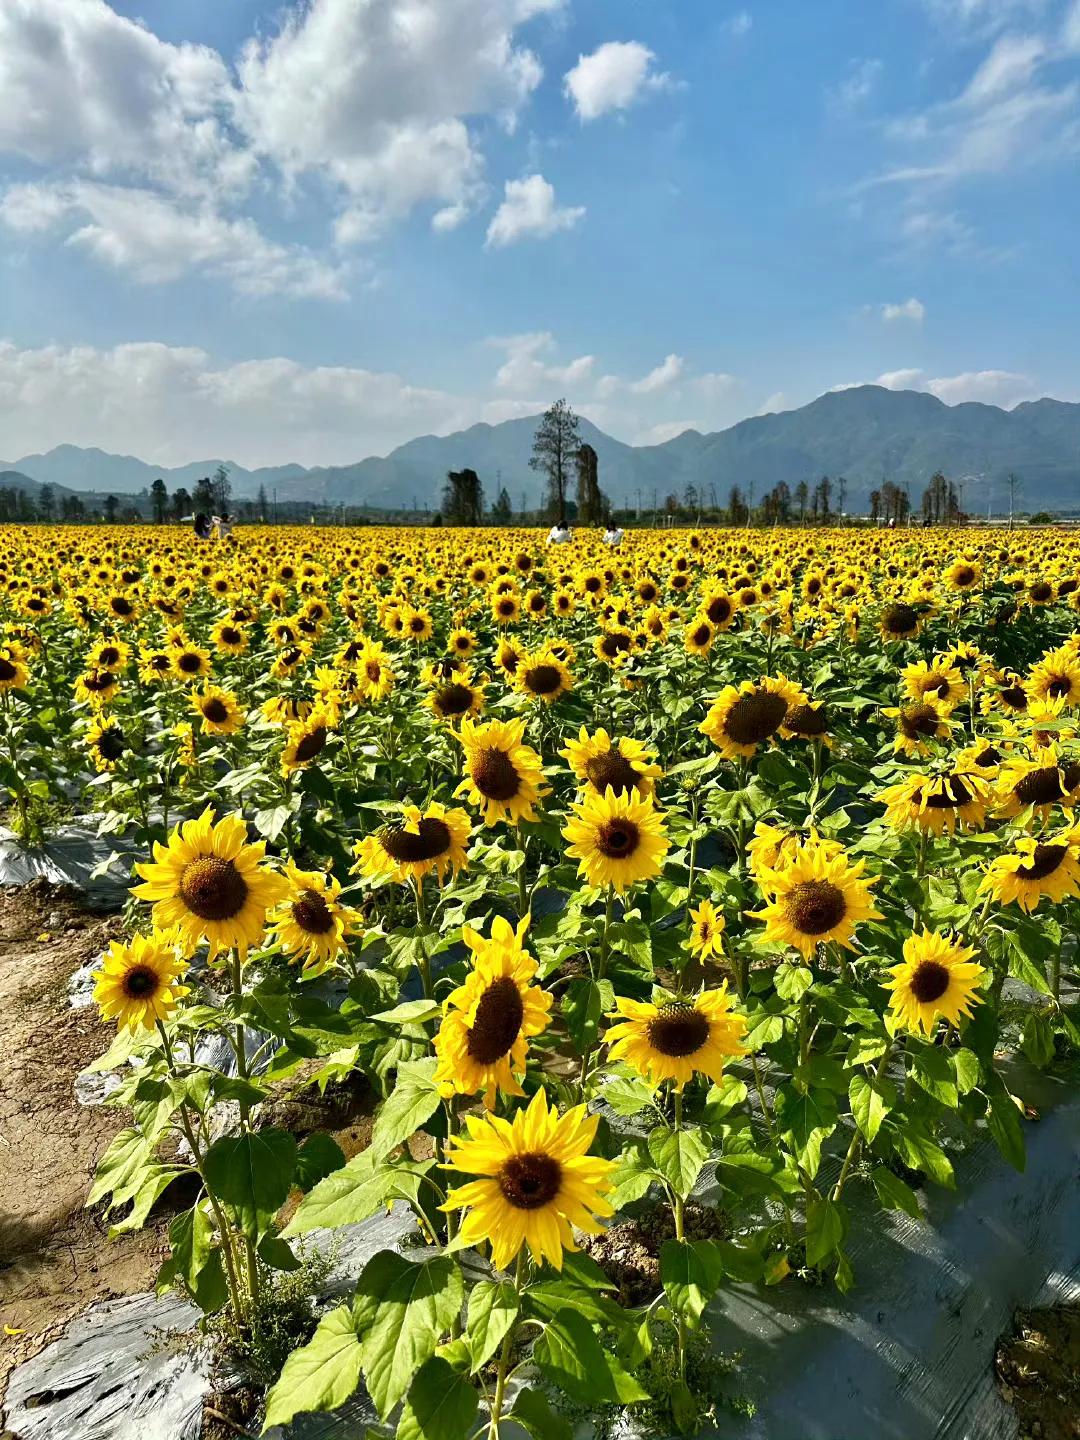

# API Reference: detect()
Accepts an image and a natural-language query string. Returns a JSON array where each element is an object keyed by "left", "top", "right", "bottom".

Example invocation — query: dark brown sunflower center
[
  {"left": 691, "top": 624, "right": 712, "bottom": 647},
  {"left": 111, "top": 598, "right": 133, "bottom": 616},
  {"left": 1047, "top": 677, "right": 1073, "bottom": 698},
  {"left": 584, "top": 751, "right": 641, "bottom": 796},
  {"left": 1031, "top": 583, "right": 1053, "bottom": 602},
  {"left": 97, "top": 727, "right": 126, "bottom": 761},
  {"left": 99, "top": 646, "right": 121, "bottom": 666},
  {"left": 1001, "top": 685, "right": 1028, "bottom": 709},
  {"left": 925, "top": 776, "right": 972, "bottom": 808},
  {"left": 177, "top": 653, "right": 202, "bottom": 674},
  {"left": 524, "top": 664, "right": 562, "bottom": 695},
  {"left": 292, "top": 888, "right": 335, "bottom": 934},
  {"left": 379, "top": 818, "right": 452, "bottom": 862},
  {"left": 202, "top": 698, "right": 230, "bottom": 724},
  {"left": 784, "top": 880, "right": 847, "bottom": 934},
  {"left": 647, "top": 1001, "right": 710, "bottom": 1057},
  {"left": 121, "top": 965, "right": 160, "bottom": 999},
  {"left": 179, "top": 856, "right": 249, "bottom": 921},
  {"left": 366, "top": 661, "right": 382, "bottom": 682},
  {"left": 221, "top": 627, "right": 242, "bottom": 645},
  {"left": 707, "top": 596, "right": 732, "bottom": 624},
  {"left": 883, "top": 604, "right": 918, "bottom": 634},
  {"left": 974, "top": 745, "right": 1000, "bottom": 766},
  {"left": 0, "top": 657, "right": 17, "bottom": 682},
  {"left": 724, "top": 690, "right": 789, "bottom": 746},
  {"left": 294, "top": 727, "right": 327, "bottom": 763},
  {"left": 473, "top": 747, "right": 521, "bottom": 801},
  {"left": 786, "top": 703, "right": 828, "bottom": 736},
  {"left": 498, "top": 1152, "right": 562, "bottom": 1210},
  {"left": 1017, "top": 844, "right": 1067, "bottom": 881},
  {"left": 900, "top": 704, "right": 941, "bottom": 739},
  {"left": 909, "top": 960, "right": 950, "bottom": 1004},
  {"left": 434, "top": 683, "right": 475, "bottom": 716},
  {"left": 466, "top": 976, "right": 525, "bottom": 1064},
  {"left": 596, "top": 818, "right": 640, "bottom": 859},
  {"left": 954, "top": 567, "right": 976, "bottom": 586},
  {"left": 600, "top": 632, "right": 631, "bottom": 657},
  {"left": 1013, "top": 766, "right": 1071, "bottom": 807}
]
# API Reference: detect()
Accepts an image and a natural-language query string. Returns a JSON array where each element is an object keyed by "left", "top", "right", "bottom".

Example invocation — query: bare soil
[
  {"left": 580, "top": 1201, "right": 730, "bottom": 1307},
  {"left": 996, "top": 1305, "right": 1080, "bottom": 1440},
  {"left": 0, "top": 878, "right": 169, "bottom": 1402}
]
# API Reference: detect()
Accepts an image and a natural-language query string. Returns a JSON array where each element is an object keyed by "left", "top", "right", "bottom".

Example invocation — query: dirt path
[{"left": 0, "top": 880, "right": 170, "bottom": 1400}]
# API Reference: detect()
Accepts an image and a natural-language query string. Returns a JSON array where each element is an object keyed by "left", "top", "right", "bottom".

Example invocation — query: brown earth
[
  {"left": 996, "top": 1305, "right": 1080, "bottom": 1440},
  {"left": 0, "top": 878, "right": 170, "bottom": 1402}
]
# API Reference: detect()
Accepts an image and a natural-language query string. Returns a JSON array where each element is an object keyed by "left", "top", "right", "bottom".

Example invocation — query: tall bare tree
[{"left": 530, "top": 399, "right": 580, "bottom": 526}]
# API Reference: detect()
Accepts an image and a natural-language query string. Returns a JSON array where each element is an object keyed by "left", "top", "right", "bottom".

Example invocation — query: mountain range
[{"left": 4, "top": 385, "right": 1080, "bottom": 513}]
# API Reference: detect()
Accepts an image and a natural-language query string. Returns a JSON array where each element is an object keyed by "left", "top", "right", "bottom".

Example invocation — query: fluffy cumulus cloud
[
  {"left": 491, "top": 333, "right": 595, "bottom": 390},
  {"left": 563, "top": 41, "right": 670, "bottom": 121},
  {"left": 880, "top": 297, "right": 926, "bottom": 323},
  {"left": 485, "top": 174, "right": 585, "bottom": 246},
  {"left": 841, "top": 367, "right": 1037, "bottom": 407},
  {"left": 628, "top": 353, "right": 684, "bottom": 394},
  {"left": 0, "top": 0, "right": 573, "bottom": 295}
]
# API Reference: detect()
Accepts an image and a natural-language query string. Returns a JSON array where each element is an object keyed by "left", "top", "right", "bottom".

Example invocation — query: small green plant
[{"left": 207, "top": 1242, "right": 335, "bottom": 1385}]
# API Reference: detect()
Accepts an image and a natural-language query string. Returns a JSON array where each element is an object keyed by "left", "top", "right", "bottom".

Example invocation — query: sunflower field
[{"left": 6, "top": 521, "right": 1080, "bottom": 1437}]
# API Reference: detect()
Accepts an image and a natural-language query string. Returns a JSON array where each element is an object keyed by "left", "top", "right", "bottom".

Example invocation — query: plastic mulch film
[{"left": 0, "top": 823, "right": 132, "bottom": 908}]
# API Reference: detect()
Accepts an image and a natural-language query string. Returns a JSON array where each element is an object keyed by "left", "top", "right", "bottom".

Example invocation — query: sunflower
[
  {"left": 86, "top": 716, "right": 128, "bottom": 772},
  {"left": 884, "top": 930, "right": 985, "bottom": 1036},
  {"left": 132, "top": 808, "right": 287, "bottom": 961},
  {"left": 883, "top": 700, "right": 952, "bottom": 756},
  {"left": 87, "top": 638, "right": 130, "bottom": 673},
  {"left": 354, "top": 801, "right": 471, "bottom": 886},
  {"left": 74, "top": 667, "right": 119, "bottom": 709},
  {"left": 514, "top": 650, "right": 572, "bottom": 704},
  {"left": 427, "top": 674, "right": 485, "bottom": 723},
  {"left": 605, "top": 985, "right": 747, "bottom": 1090},
  {"left": 433, "top": 915, "right": 553, "bottom": 1105},
  {"left": 981, "top": 826, "right": 1080, "bottom": 912},
  {"left": 750, "top": 842, "right": 881, "bottom": 960},
  {"left": 560, "top": 726, "right": 662, "bottom": 799},
  {"left": 1028, "top": 648, "right": 1080, "bottom": 709},
  {"left": 211, "top": 619, "right": 249, "bottom": 655},
  {"left": 447, "top": 627, "right": 478, "bottom": 658},
  {"left": 995, "top": 747, "right": 1080, "bottom": 819},
  {"left": 268, "top": 862, "right": 361, "bottom": 976},
  {"left": 878, "top": 768, "right": 989, "bottom": 835},
  {"left": 562, "top": 786, "right": 669, "bottom": 893},
  {"left": 92, "top": 930, "right": 189, "bottom": 1031},
  {"left": 699, "top": 675, "right": 806, "bottom": 760},
  {"left": 779, "top": 699, "right": 833, "bottom": 747},
  {"left": 0, "top": 646, "right": 29, "bottom": 693},
  {"left": 900, "top": 660, "right": 966, "bottom": 712},
  {"left": 593, "top": 628, "right": 634, "bottom": 666},
  {"left": 139, "top": 647, "right": 174, "bottom": 685},
  {"left": 945, "top": 559, "right": 982, "bottom": 592},
  {"left": 688, "top": 899, "right": 725, "bottom": 961},
  {"left": 700, "top": 588, "right": 736, "bottom": 631},
  {"left": 684, "top": 615, "right": 716, "bottom": 656},
  {"left": 496, "top": 637, "right": 524, "bottom": 677},
  {"left": 191, "top": 684, "right": 245, "bottom": 736},
  {"left": 456, "top": 716, "right": 548, "bottom": 826},
  {"left": 880, "top": 601, "right": 922, "bottom": 642},
  {"left": 170, "top": 643, "right": 212, "bottom": 683},
  {"left": 281, "top": 707, "right": 332, "bottom": 774},
  {"left": 981, "top": 671, "right": 1029, "bottom": 716},
  {"left": 357, "top": 641, "right": 395, "bottom": 703},
  {"left": 402, "top": 606, "right": 434, "bottom": 643},
  {"left": 441, "top": 1089, "right": 615, "bottom": 1272}
]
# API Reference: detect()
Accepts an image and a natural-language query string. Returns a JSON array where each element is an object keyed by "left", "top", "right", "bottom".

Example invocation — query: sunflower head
[
  {"left": 354, "top": 801, "right": 471, "bottom": 886},
  {"left": 885, "top": 929, "right": 985, "bottom": 1035},
  {"left": 605, "top": 984, "right": 747, "bottom": 1090},
  {"left": 560, "top": 726, "right": 662, "bottom": 799},
  {"left": 750, "top": 840, "right": 881, "bottom": 960},
  {"left": 456, "top": 716, "right": 548, "bottom": 827},
  {"left": 92, "top": 930, "right": 189, "bottom": 1030},
  {"left": 561, "top": 785, "right": 670, "bottom": 894}
]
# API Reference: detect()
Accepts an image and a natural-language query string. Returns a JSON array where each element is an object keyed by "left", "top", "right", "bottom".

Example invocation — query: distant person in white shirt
[
  {"left": 547, "top": 523, "right": 572, "bottom": 546},
  {"left": 603, "top": 524, "right": 624, "bottom": 548},
  {"left": 213, "top": 513, "right": 233, "bottom": 539}
]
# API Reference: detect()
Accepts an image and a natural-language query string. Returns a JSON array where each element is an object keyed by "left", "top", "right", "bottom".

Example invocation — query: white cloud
[
  {"left": 758, "top": 392, "right": 789, "bottom": 414},
  {"left": 851, "top": 366, "right": 1036, "bottom": 407},
  {"left": 721, "top": 11, "right": 754, "bottom": 38},
  {"left": 629, "top": 353, "right": 684, "bottom": 394},
  {"left": 828, "top": 59, "right": 883, "bottom": 114},
  {"left": 239, "top": 0, "right": 561, "bottom": 238},
  {"left": 1, "top": 181, "right": 348, "bottom": 299},
  {"left": 880, "top": 297, "right": 926, "bottom": 323},
  {"left": 491, "top": 332, "right": 595, "bottom": 391},
  {"left": 563, "top": 41, "right": 670, "bottom": 122},
  {"left": 0, "top": 0, "right": 251, "bottom": 200},
  {"left": 639, "top": 421, "right": 700, "bottom": 445},
  {"left": 1065, "top": 0, "right": 1080, "bottom": 50},
  {"left": 485, "top": 174, "right": 585, "bottom": 247},
  {"left": 694, "top": 372, "right": 739, "bottom": 403}
]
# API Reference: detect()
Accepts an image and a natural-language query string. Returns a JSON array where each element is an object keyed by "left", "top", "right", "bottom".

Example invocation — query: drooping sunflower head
[
  {"left": 92, "top": 929, "right": 189, "bottom": 1031},
  {"left": 281, "top": 706, "right": 333, "bottom": 775},
  {"left": 560, "top": 726, "right": 662, "bottom": 799},
  {"left": 86, "top": 716, "right": 128, "bottom": 772},
  {"left": 268, "top": 862, "right": 360, "bottom": 976},
  {"left": 878, "top": 767, "right": 989, "bottom": 835},
  {"left": 354, "top": 801, "right": 471, "bottom": 886},
  {"left": 750, "top": 841, "right": 881, "bottom": 960},
  {"left": 884, "top": 700, "right": 952, "bottom": 756},
  {"left": 561, "top": 785, "right": 670, "bottom": 894},
  {"left": 441, "top": 1089, "right": 615, "bottom": 1271},
  {"left": 981, "top": 825, "right": 1080, "bottom": 913},
  {"left": 700, "top": 675, "right": 806, "bottom": 759},
  {"left": 427, "top": 674, "right": 485, "bottom": 723},
  {"left": 880, "top": 601, "right": 921, "bottom": 642},
  {"left": 885, "top": 929, "right": 985, "bottom": 1036},
  {"left": 605, "top": 985, "right": 747, "bottom": 1090},
  {"left": 132, "top": 807, "right": 288, "bottom": 961},
  {"left": 456, "top": 716, "right": 548, "bottom": 826},
  {"left": 434, "top": 915, "right": 553, "bottom": 1105},
  {"left": 995, "top": 746, "right": 1080, "bottom": 820}
]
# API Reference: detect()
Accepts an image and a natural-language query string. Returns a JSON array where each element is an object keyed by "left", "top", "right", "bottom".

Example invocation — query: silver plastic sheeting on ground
[
  {"left": 0, "top": 824, "right": 131, "bottom": 908},
  {"left": 711, "top": 1069, "right": 1080, "bottom": 1440},
  {"left": 1, "top": 1212, "right": 415, "bottom": 1440}
]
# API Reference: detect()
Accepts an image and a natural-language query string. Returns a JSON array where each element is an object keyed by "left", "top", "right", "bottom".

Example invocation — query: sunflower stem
[
  {"left": 830, "top": 1042, "right": 894, "bottom": 1203},
  {"left": 516, "top": 829, "right": 529, "bottom": 921},
  {"left": 228, "top": 950, "right": 262, "bottom": 1319},
  {"left": 414, "top": 879, "right": 434, "bottom": 1000},
  {"left": 487, "top": 1252, "right": 525, "bottom": 1440},
  {"left": 672, "top": 1085, "right": 688, "bottom": 1380}
]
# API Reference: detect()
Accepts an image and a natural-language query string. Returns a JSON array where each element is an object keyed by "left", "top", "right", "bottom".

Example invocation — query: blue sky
[{"left": 1, "top": 0, "right": 1079, "bottom": 467}]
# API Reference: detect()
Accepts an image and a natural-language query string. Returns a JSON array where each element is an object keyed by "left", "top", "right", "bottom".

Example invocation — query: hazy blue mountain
[{"left": 9, "top": 385, "right": 1080, "bottom": 512}]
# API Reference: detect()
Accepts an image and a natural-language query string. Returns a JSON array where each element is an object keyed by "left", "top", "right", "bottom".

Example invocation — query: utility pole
[{"left": 1008, "top": 472, "right": 1019, "bottom": 529}]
